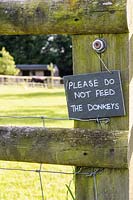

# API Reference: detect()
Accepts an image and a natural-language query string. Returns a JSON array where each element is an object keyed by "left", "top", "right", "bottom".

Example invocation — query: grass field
[
  {"left": 0, "top": 85, "right": 74, "bottom": 200},
  {"left": 0, "top": 85, "right": 73, "bottom": 127}
]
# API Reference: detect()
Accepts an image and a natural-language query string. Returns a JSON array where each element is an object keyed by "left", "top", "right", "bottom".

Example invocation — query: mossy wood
[
  {"left": 72, "top": 34, "right": 129, "bottom": 130},
  {"left": 75, "top": 168, "right": 129, "bottom": 200},
  {"left": 72, "top": 32, "right": 132, "bottom": 199},
  {"left": 0, "top": 126, "right": 128, "bottom": 168},
  {"left": 0, "top": 0, "right": 131, "bottom": 35}
]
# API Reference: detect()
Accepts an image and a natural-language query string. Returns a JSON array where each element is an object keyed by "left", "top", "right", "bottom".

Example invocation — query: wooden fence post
[
  {"left": 72, "top": 36, "right": 130, "bottom": 200},
  {"left": 72, "top": 18, "right": 133, "bottom": 200}
]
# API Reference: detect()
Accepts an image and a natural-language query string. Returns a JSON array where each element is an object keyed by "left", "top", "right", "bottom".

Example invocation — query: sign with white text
[{"left": 63, "top": 70, "right": 125, "bottom": 119}]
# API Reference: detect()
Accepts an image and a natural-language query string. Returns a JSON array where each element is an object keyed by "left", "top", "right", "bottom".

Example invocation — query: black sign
[{"left": 63, "top": 70, "right": 125, "bottom": 119}]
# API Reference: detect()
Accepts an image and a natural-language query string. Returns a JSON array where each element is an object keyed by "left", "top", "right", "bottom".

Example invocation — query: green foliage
[
  {"left": 0, "top": 47, "right": 19, "bottom": 75},
  {"left": 0, "top": 35, "right": 72, "bottom": 77},
  {"left": 47, "top": 62, "right": 55, "bottom": 76}
]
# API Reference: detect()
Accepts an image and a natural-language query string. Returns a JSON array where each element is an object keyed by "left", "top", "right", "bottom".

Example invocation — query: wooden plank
[
  {"left": 0, "top": 126, "right": 128, "bottom": 168},
  {"left": 0, "top": 0, "right": 128, "bottom": 35}
]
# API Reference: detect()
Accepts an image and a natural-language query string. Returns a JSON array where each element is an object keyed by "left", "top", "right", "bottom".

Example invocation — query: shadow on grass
[
  {"left": 1, "top": 105, "right": 67, "bottom": 117},
  {"left": 0, "top": 91, "right": 65, "bottom": 99}
]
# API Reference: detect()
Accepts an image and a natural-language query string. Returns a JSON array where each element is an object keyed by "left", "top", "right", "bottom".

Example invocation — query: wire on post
[
  {"left": 89, "top": 40, "right": 112, "bottom": 73},
  {"left": 86, "top": 168, "right": 104, "bottom": 200},
  {"left": 95, "top": 53, "right": 112, "bottom": 74},
  {"left": 35, "top": 164, "right": 45, "bottom": 200},
  {"left": 41, "top": 116, "right": 45, "bottom": 127}
]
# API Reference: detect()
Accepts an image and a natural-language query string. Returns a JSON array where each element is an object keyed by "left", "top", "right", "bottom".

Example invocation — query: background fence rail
[{"left": 0, "top": 75, "right": 63, "bottom": 88}]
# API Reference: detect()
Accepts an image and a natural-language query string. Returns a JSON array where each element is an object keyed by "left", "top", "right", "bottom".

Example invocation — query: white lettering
[
  {"left": 94, "top": 79, "right": 99, "bottom": 87},
  {"left": 67, "top": 80, "right": 99, "bottom": 90},
  {"left": 83, "top": 81, "right": 88, "bottom": 88},
  {"left": 74, "top": 91, "right": 91, "bottom": 99},
  {"left": 115, "top": 103, "right": 119, "bottom": 110},
  {"left": 87, "top": 103, "right": 120, "bottom": 111},
  {"left": 77, "top": 81, "right": 82, "bottom": 88},
  {"left": 96, "top": 89, "right": 115, "bottom": 97},
  {"left": 104, "top": 78, "right": 115, "bottom": 86},
  {"left": 70, "top": 104, "right": 83, "bottom": 112},
  {"left": 87, "top": 104, "right": 93, "bottom": 111},
  {"left": 88, "top": 80, "right": 93, "bottom": 87},
  {"left": 68, "top": 81, "right": 73, "bottom": 90}
]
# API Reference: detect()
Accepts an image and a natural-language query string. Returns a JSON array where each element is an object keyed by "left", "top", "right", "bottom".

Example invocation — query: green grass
[
  {"left": 0, "top": 85, "right": 75, "bottom": 200},
  {"left": 0, "top": 85, "right": 73, "bottom": 128}
]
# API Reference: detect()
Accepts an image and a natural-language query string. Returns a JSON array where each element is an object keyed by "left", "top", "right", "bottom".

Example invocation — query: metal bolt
[{"left": 92, "top": 38, "right": 107, "bottom": 53}]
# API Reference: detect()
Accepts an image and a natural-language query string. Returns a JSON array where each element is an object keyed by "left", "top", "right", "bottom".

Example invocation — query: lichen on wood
[
  {"left": 0, "top": 126, "right": 128, "bottom": 168},
  {"left": 0, "top": 0, "right": 129, "bottom": 35}
]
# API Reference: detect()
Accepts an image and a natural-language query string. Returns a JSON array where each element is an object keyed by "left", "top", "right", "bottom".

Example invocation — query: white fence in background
[{"left": 0, "top": 75, "right": 63, "bottom": 88}]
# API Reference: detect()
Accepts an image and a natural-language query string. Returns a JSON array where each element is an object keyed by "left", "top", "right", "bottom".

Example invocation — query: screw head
[{"left": 92, "top": 39, "right": 107, "bottom": 53}]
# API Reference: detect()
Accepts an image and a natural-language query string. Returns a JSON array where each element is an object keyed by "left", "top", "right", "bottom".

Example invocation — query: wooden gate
[{"left": 0, "top": 0, "right": 132, "bottom": 199}]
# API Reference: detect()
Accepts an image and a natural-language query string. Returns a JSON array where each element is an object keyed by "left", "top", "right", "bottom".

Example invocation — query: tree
[
  {"left": 0, "top": 47, "right": 19, "bottom": 75},
  {"left": 40, "top": 35, "right": 73, "bottom": 77}
]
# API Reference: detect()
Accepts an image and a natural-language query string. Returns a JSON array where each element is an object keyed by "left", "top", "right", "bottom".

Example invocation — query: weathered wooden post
[
  {"left": 0, "top": 0, "right": 132, "bottom": 199},
  {"left": 72, "top": 1, "right": 133, "bottom": 199}
]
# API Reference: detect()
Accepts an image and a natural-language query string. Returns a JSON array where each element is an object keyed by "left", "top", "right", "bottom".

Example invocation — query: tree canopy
[
  {"left": 0, "top": 35, "right": 73, "bottom": 77},
  {"left": 0, "top": 47, "right": 19, "bottom": 75}
]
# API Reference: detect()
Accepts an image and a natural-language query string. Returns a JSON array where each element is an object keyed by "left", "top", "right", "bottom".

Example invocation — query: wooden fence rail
[
  {"left": 0, "top": 0, "right": 129, "bottom": 35},
  {"left": 0, "top": 126, "right": 128, "bottom": 168},
  {"left": 0, "top": 75, "right": 63, "bottom": 88}
]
